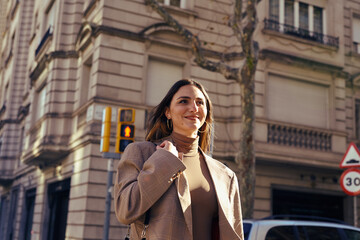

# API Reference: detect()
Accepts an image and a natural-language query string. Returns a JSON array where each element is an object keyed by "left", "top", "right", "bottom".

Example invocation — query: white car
[{"left": 243, "top": 216, "right": 360, "bottom": 240}]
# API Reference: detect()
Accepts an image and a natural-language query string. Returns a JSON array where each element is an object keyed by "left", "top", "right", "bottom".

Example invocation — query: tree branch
[
  {"left": 145, "top": 0, "right": 240, "bottom": 81},
  {"left": 231, "top": 0, "right": 243, "bottom": 43}
]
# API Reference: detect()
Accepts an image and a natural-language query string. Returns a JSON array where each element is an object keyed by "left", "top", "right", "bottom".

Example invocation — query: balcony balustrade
[
  {"left": 267, "top": 123, "right": 332, "bottom": 151},
  {"left": 264, "top": 18, "right": 339, "bottom": 48}
]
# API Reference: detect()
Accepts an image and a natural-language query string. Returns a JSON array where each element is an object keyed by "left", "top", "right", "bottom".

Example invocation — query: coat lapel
[
  {"left": 202, "top": 151, "right": 241, "bottom": 240},
  {"left": 175, "top": 172, "right": 193, "bottom": 239}
]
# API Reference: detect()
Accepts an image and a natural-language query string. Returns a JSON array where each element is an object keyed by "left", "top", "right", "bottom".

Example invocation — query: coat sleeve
[{"left": 114, "top": 142, "right": 186, "bottom": 225}]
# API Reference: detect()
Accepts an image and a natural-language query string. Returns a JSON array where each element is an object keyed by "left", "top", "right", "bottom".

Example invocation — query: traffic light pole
[
  {"left": 100, "top": 107, "right": 135, "bottom": 239},
  {"left": 102, "top": 152, "right": 121, "bottom": 240}
]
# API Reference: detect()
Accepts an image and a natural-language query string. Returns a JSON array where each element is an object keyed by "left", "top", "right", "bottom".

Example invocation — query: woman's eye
[
  {"left": 179, "top": 99, "right": 187, "bottom": 104},
  {"left": 197, "top": 100, "right": 204, "bottom": 105}
]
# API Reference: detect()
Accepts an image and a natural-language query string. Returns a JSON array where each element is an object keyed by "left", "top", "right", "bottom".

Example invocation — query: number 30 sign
[{"left": 340, "top": 168, "right": 360, "bottom": 196}]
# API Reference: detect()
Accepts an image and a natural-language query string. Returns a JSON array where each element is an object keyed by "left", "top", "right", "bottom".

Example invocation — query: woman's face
[{"left": 166, "top": 85, "right": 207, "bottom": 138}]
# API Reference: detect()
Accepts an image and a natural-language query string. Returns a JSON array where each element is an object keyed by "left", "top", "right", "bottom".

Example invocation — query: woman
[{"left": 114, "top": 79, "right": 243, "bottom": 240}]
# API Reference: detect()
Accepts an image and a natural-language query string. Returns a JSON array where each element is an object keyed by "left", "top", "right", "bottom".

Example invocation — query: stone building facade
[{"left": 0, "top": 0, "right": 359, "bottom": 239}]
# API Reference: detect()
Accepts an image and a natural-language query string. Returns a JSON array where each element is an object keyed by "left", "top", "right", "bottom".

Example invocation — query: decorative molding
[
  {"left": 29, "top": 50, "right": 78, "bottom": 86},
  {"left": 75, "top": 21, "right": 244, "bottom": 61},
  {"left": 0, "top": 119, "right": 18, "bottom": 130},
  {"left": 260, "top": 49, "right": 346, "bottom": 77}
]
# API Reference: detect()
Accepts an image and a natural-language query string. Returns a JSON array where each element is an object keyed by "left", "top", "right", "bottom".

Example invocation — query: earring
[
  {"left": 198, "top": 122, "right": 207, "bottom": 133},
  {"left": 167, "top": 119, "right": 173, "bottom": 130}
]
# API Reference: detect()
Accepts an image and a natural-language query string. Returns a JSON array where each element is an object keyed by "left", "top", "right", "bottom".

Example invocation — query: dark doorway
[
  {"left": 272, "top": 189, "right": 344, "bottom": 220},
  {"left": 7, "top": 188, "right": 19, "bottom": 240},
  {"left": 46, "top": 178, "right": 71, "bottom": 240},
  {"left": 0, "top": 195, "right": 9, "bottom": 240},
  {"left": 23, "top": 188, "right": 36, "bottom": 240}
]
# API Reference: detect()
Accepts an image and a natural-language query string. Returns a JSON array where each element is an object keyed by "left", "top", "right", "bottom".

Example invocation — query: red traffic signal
[
  {"left": 116, "top": 123, "right": 135, "bottom": 153},
  {"left": 120, "top": 124, "right": 134, "bottom": 138}
]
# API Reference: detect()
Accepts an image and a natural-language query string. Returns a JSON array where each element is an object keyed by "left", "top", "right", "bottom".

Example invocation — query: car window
[
  {"left": 302, "top": 226, "right": 341, "bottom": 240},
  {"left": 265, "top": 226, "right": 296, "bottom": 240},
  {"left": 343, "top": 228, "right": 360, "bottom": 240},
  {"left": 243, "top": 223, "right": 252, "bottom": 240}
]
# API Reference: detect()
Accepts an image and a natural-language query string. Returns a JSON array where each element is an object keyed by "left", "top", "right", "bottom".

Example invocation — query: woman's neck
[{"left": 170, "top": 131, "right": 199, "bottom": 155}]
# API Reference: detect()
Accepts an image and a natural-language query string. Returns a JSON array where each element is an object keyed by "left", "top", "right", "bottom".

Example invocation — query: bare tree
[{"left": 145, "top": 0, "right": 259, "bottom": 218}]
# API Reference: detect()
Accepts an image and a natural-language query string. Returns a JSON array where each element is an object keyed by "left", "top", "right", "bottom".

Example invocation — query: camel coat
[{"left": 114, "top": 140, "right": 244, "bottom": 240}]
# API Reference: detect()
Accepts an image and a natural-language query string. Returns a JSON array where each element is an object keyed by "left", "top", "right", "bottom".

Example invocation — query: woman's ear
[{"left": 165, "top": 108, "right": 171, "bottom": 119}]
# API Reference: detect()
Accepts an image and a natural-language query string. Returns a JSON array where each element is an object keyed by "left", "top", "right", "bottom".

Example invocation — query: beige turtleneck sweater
[{"left": 171, "top": 132, "right": 218, "bottom": 240}]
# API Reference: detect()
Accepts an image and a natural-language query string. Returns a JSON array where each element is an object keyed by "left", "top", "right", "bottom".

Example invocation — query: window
[
  {"left": 299, "top": 2, "right": 309, "bottom": 31},
  {"left": 267, "top": 74, "right": 329, "bottom": 128},
  {"left": 265, "top": 226, "right": 296, "bottom": 240},
  {"left": 146, "top": 58, "right": 183, "bottom": 106},
  {"left": 36, "top": 1, "right": 55, "bottom": 56},
  {"left": 269, "top": 0, "right": 279, "bottom": 21},
  {"left": 79, "top": 56, "right": 92, "bottom": 107},
  {"left": 356, "top": 99, "right": 360, "bottom": 139},
  {"left": 17, "top": 127, "right": 25, "bottom": 168},
  {"left": 158, "top": 0, "right": 185, "bottom": 8},
  {"left": 313, "top": 6, "right": 323, "bottom": 34},
  {"left": 343, "top": 229, "right": 360, "bottom": 240},
  {"left": 302, "top": 226, "right": 341, "bottom": 240},
  {"left": 44, "top": 1, "right": 55, "bottom": 36},
  {"left": 284, "top": 0, "right": 294, "bottom": 26},
  {"left": 243, "top": 223, "right": 252, "bottom": 240},
  {"left": 353, "top": 15, "right": 360, "bottom": 53},
  {"left": 268, "top": 0, "right": 328, "bottom": 43},
  {"left": 35, "top": 87, "right": 46, "bottom": 121}
]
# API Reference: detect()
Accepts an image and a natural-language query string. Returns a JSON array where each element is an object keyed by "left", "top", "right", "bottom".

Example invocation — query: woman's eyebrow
[{"left": 176, "top": 96, "right": 191, "bottom": 100}]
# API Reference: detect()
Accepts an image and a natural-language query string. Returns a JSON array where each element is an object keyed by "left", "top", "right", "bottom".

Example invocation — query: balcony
[
  {"left": 21, "top": 119, "right": 70, "bottom": 169},
  {"left": 35, "top": 26, "right": 53, "bottom": 57},
  {"left": 255, "top": 119, "right": 346, "bottom": 169},
  {"left": 264, "top": 19, "right": 339, "bottom": 48},
  {"left": 0, "top": 169, "right": 14, "bottom": 186},
  {"left": 267, "top": 123, "right": 332, "bottom": 151}
]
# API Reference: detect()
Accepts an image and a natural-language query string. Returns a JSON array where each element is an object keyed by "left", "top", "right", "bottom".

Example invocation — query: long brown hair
[{"left": 146, "top": 79, "right": 213, "bottom": 153}]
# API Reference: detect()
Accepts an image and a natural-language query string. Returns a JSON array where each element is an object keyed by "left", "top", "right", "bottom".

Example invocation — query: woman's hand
[{"left": 157, "top": 141, "right": 183, "bottom": 160}]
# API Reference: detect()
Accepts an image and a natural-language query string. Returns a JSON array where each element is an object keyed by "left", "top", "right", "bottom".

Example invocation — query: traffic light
[
  {"left": 100, "top": 107, "right": 112, "bottom": 152},
  {"left": 115, "top": 108, "right": 135, "bottom": 153}
]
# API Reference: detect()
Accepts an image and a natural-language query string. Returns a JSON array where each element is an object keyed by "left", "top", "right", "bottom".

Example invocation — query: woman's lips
[{"left": 185, "top": 116, "right": 199, "bottom": 121}]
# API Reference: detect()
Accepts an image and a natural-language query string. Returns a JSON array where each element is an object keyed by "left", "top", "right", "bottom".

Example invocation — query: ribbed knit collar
[{"left": 170, "top": 131, "right": 199, "bottom": 156}]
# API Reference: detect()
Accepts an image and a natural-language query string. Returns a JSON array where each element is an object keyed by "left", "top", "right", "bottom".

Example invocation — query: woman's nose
[{"left": 189, "top": 101, "right": 198, "bottom": 112}]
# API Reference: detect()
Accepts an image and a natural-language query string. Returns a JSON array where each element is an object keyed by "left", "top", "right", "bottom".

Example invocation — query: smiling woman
[{"left": 114, "top": 79, "right": 244, "bottom": 240}]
